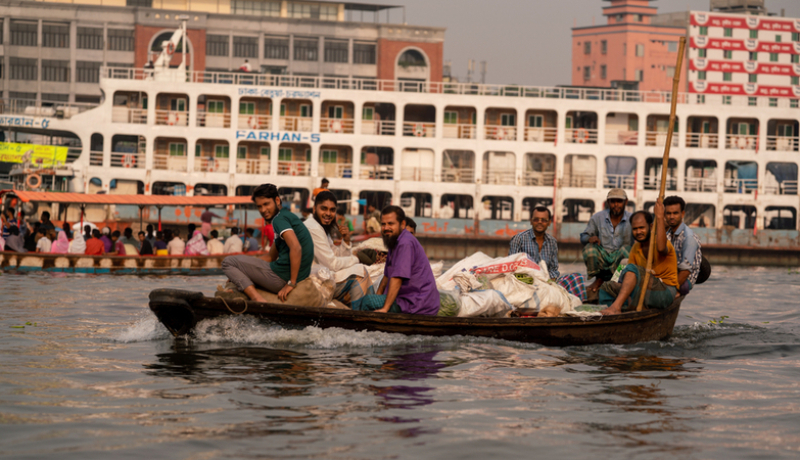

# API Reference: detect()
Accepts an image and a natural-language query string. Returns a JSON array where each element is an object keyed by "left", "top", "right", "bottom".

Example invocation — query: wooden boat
[{"left": 148, "top": 288, "right": 684, "bottom": 347}]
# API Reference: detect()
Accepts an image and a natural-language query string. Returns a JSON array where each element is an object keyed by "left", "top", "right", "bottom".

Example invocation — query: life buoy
[
  {"left": 414, "top": 123, "right": 424, "bottom": 137},
  {"left": 290, "top": 162, "right": 298, "bottom": 176},
  {"left": 737, "top": 136, "right": 747, "bottom": 149},
  {"left": 122, "top": 154, "right": 136, "bottom": 168},
  {"left": 248, "top": 116, "right": 258, "bottom": 129},
  {"left": 498, "top": 127, "right": 507, "bottom": 140},
  {"left": 207, "top": 157, "right": 216, "bottom": 172},
  {"left": 329, "top": 119, "right": 343, "bottom": 133},
  {"left": 26, "top": 174, "right": 42, "bottom": 190},
  {"left": 166, "top": 42, "right": 175, "bottom": 55},
  {"left": 574, "top": 128, "right": 588, "bottom": 143}
]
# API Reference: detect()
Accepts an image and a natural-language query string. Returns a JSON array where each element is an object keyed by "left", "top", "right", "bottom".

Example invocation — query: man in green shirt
[{"left": 222, "top": 184, "right": 314, "bottom": 302}]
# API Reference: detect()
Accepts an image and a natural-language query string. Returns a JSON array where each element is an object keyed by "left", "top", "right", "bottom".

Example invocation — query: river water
[{"left": 1, "top": 264, "right": 800, "bottom": 459}]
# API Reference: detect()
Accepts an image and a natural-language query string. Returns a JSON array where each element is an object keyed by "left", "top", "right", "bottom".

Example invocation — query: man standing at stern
[{"left": 352, "top": 206, "right": 439, "bottom": 315}]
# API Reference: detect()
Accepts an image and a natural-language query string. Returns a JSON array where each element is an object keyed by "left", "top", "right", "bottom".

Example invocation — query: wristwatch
[{"left": 286, "top": 281, "right": 295, "bottom": 287}]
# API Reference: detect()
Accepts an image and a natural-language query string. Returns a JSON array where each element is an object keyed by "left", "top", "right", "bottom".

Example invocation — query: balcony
[
  {"left": 443, "top": 124, "right": 477, "bottom": 139},
  {"left": 154, "top": 154, "right": 187, "bottom": 172},
  {"left": 441, "top": 167, "right": 475, "bottom": 183},
  {"left": 524, "top": 127, "right": 557, "bottom": 143},
  {"left": 401, "top": 167, "right": 434, "bottom": 182},
  {"left": 236, "top": 158, "right": 270, "bottom": 175},
  {"left": 643, "top": 175, "right": 677, "bottom": 191},
  {"left": 277, "top": 161, "right": 310, "bottom": 176},
  {"left": 604, "top": 174, "right": 636, "bottom": 189},
  {"left": 403, "top": 122, "right": 435, "bottom": 137},
  {"left": 564, "top": 173, "right": 596, "bottom": 188},
  {"left": 522, "top": 171, "right": 555, "bottom": 187},
  {"left": 645, "top": 131, "right": 678, "bottom": 147},
  {"left": 360, "top": 165, "right": 394, "bottom": 180},
  {"left": 89, "top": 151, "right": 103, "bottom": 166},
  {"left": 238, "top": 114, "right": 271, "bottom": 130},
  {"left": 724, "top": 178, "right": 757, "bottom": 194},
  {"left": 320, "top": 118, "right": 354, "bottom": 134},
  {"left": 155, "top": 110, "right": 188, "bottom": 127},
  {"left": 361, "top": 120, "right": 396, "bottom": 136},
  {"left": 605, "top": 130, "right": 638, "bottom": 145},
  {"left": 319, "top": 163, "right": 354, "bottom": 179},
  {"left": 197, "top": 111, "right": 231, "bottom": 128},
  {"left": 111, "top": 152, "right": 145, "bottom": 169},
  {"left": 111, "top": 107, "right": 147, "bottom": 124},
  {"left": 766, "top": 136, "right": 799, "bottom": 152},
  {"left": 565, "top": 128, "right": 598, "bottom": 144},
  {"left": 485, "top": 125, "right": 517, "bottom": 141},
  {"left": 725, "top": 134, "right": 758, "bottom": 150},
  {"left": 684, "top": 177, "right": 717, "bottom": 192},
  {"left": 194, "top": 156, "right": 228, "bottom": 173},
  {"left": 281, "top": 116, "right": 313, "bottom": 132},
  {"left": 685, "top": 133, "right": 719, "bottom": 148},
  {"left": 482, "top": 169, "right": 516, "bottom": 185}
]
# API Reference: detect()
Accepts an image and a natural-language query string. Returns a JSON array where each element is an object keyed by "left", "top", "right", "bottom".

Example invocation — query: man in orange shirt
[
  {"left": 599, "top": 199, "right": 678, "bottom": 315},
  {"left": 311, "top": 178, "right": 329, "bottom": 200},
  {"left": 85, "top": 229, "right": 105, "bottom": 256}
]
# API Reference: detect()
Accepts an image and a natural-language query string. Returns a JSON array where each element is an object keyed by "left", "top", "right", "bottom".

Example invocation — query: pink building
[{"left": 572, "top": 0, "right": 687, "bottom": 92}]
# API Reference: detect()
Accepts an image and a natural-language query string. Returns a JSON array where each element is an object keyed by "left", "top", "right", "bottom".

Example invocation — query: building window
[
  {"left": 76, "top": 61, "right": 102, "bottom": 83},
  {"left": 775, "top": 35, "right": 781, "bottom": 43},
  {"left": 666, "top": 66, "right": 675, "bottom": 78},
  {"left": 748, "top": 97, "right": 757, "bottom": 106},
  {"left": 634, "top": 14, "right": 642, "bottom": 22},
  {"left": 698, "top": 49, "right": 706, "bottom": 58},
  {"left": 769, "top": 98, "right": 778, "bottom": 107},
  {"left": 749, "top": 74, "right": 757, "bottom": 83},
  {"left": 206, "top": 35, "right": 229, "bottom": 57},
  {"left": 723, "top": 72, "right": 732, "bottom": 81},
  {"left": 107, "top": 29, "right": 134, "bottom": 51},
  {"left": 41, "top": 93, "right": 69, "bottom": 104},
  {"left": 793, "top": 55, "right": 799, "bottom": 64},
  {"left": 77, "top": 27, "right": 103, "bottom": 50},
  {"left": 697, "top": 94, "right": 705, "bottom": 104},
  {"left": 42, "top": 59, "right": 70, "bottom": 82},
  {"left": 635, "top": 44, "right": 644, "bottom": 57},
  {"left": 750, "top": 30, "right": 758, "bottom": 39},
  {"left": 583, "top": 66, "right": 591, "bottom": 81},
  {"left": 232, "top": 0, "right": 280, "bottom": 16},
  {"left": 770, "top": 53, "right": 779, "bottom": 62},
  {"left": 264, "top": 36, "right": 289, "bottom": 60},
  {"left": 623, "top": 43, "right": 627, "bottom": 55},
  {"left": 791, "top": 100, "right": 799, "bottom": 108},
  {"left": 10, "top": 57, "right": 37, "bottom": 80},
  {"left": 793, "top": 32, "right": 800, "bottom": 42},
  {"left": 698, "top": 71, "right": 706, "bottom": 80},
  {"left": 723, "top": 28, "right": 732, "bottom": 37},
  {"left": 635, "top": 69, "right": 643, "bottom": 81},
  {"left": 288, "top": 2, "right": 338, "bottom": 21},
  {"left": 667, "top": 41, "right": 678, "bottom": 52},
  {"left": 126, "top": 0, "right": 153, "bottom": 6},
  {"left": 792, "top": 76, "right": 799, "bottom": 85},
  {"left": 749, "top": 51, "right": 757, "bottom": 60},
  {"left": 699, "top": 26, "right": 708, "bottom": 36},
  {"left": 353, "top": 42, "right": 376, "bottom": 64},
  {"left": 294, "top": 38, "right": 318, "bottom": 61},
  {"left": 233, "top": 36, "right": 257, "bottom": 58},
  {"left": 601, "top": 40, "right": 607, "bottom": 54},
  {"left": 584, "top": 41, "right": 591, "bottom": 55},
  {"left": 11, "top": 21, "right": 37, "bottom": 47},
  {"left": 723, "top": 96, "right": 731, "bottom": 105},
  {"left": 42, "top": 24, "right": 69, "bottom": 48},
  {"left": 600, "top": 65, "right": 607, "bottom": 79},
  {"left": 616, "top": 14, "right": 624, "bottom": 22},
  {"left": 324, "top": 39, "right": 348, "bottom": 63},
  {"left": 723, "top": 50, "right": 733, "bottom": 59}
]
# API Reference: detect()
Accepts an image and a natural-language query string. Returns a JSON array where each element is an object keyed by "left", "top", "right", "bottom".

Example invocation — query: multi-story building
[{"left": 0, "top": 0, "right": 444, "bottom": 105}]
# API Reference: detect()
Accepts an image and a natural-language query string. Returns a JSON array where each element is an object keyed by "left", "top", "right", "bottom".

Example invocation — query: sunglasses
[{"left": 531, "top": 218, "right": 550, "bottom": 223}]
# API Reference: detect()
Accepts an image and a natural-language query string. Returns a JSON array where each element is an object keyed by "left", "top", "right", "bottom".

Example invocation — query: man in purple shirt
[{"left": 351, "top": 206, "right": 440, "bottom": 315}]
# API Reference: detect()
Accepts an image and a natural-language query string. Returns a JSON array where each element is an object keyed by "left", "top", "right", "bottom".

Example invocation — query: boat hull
[
  {"left": 148, "top": 289, "right": 683, "bottom": 347},
  {"left": 0, "top": 251, "right": 230, "bottom": 275}
]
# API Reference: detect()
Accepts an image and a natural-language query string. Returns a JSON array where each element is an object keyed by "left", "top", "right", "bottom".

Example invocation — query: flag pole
[{"left": 636, "top": 36, "right": 686, "bottom": 312}]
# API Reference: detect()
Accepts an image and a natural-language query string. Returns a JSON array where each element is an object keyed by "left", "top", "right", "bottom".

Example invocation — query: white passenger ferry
[{"left": 2, "top": 22, "right": 799, "bottom": 248}]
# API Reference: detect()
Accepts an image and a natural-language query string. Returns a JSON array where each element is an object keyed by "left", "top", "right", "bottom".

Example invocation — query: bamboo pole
[{"left": 636, "top": 36, "right": 686, "bottom": 312}]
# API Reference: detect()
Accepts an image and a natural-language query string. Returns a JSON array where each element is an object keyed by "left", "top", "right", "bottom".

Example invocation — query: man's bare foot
[
  {"left": 600, "top": 304, "right": 622, "bottom": 316},
  {"left": 587, "top": 277, "right": 604, "bottom": 293}
]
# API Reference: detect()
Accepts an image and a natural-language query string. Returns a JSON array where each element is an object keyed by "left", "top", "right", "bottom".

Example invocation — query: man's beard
[
  {"left": 635, "top": 230, "right": 651, "bottom": 244},
  {"left": 383, "top": 232, "right": 400, "bottom": 251},
  {"left": 610, "top": 207, "right": 623, "bottom": 217},
  {"left": 313, "top": 212, "right": 334, "bottom": 235}
]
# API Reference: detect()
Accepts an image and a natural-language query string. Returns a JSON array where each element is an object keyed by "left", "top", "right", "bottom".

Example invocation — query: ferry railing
[
  {"left": 194, "top": 156, "right": 229, "bottom": 173},
  {"left": 643, "top": 175, "right": 678, "bottom": 191},
  {"left": 764, "top": 181, "right": 798, "bottom": 195},
  {"left": 401, "top": 167, "right": 434, "bottom": 182},
  {"left": 684, "top": 177, "right": 717, "bottom": 192},
  {"left": 280, "top": 116, "right": 313, "bottom": 132},
  {"left": 685, "top": 132, "right": 719, "bottom": 149},
  {"left": 402, "top": 122, "right": 436, "bottom": 137},
  {"left": 238, "top": 114, "right": 271, "bottom": 130},
  {"left": 110, "top": 152, "right": 145, "bottom": 169},
  {"left": 335, "top": 163, "right": 354, "bottom": 178},
  {"left": 604, "top": 129, "right": 639, "bottom": 146},
  {"left": 645, "top": 131, "right": 679, "bottom": 147},
  {"left": 443, "top": 124, "right": 477, "bottom": 139},
  {"left": 564, "top": 173, "right": 597, "bottom": 188},
  {"left": 524, "top": 127, "right": 557, "bottom": 143},
  {"left": 317, "top": 162, "right": 353, "bottom": 178},
  {"left": 564, "top": 128, "right": 599, "bottom": 144},
  {"left": 482, "top": 169, "right": 516, "bottom": 185},
  {"left": 155, "top": 109, "right": 189, "bottom": 127},
  {"left": 320, "top": 117, "right": 354, "bottom": 134},
  {"left": 0, "top": 98, "right": 97, "bottom": 118},
  {"left": 66, "top": 148, "right": 82, "bottom": 163},
  {"left": 604, "top": 174, "right": 636, "bottom": 189},
  {"left": 441, "top": 167, "right": 475, "bottom": 183},
  {"left": 112, "top": 106, "right": 147, "bottom": 124},
  {"left": 196, "top": 111, "right": 231, "bottom": 128},
  {"left": 725, "top": 134, "right": 758, "bottom": 151},
  {"left": 89, "top": 151, "right": 103, "bottom": 166},
  {"left": 723, "top": 178, "right": 758, "bottom": 194},
  {"left": 522, "top": 171, "right": 556, "bottom": 187},
  {"left": 360, "top": 165, "right": 394, "bottom": 180},
  {"left": 484, "top": 125, "right": 517, "bottom": 141},
  {"left": 765, "top": 136, "right": 799, "bottom": 152},
  {"left": 236, "top": 158, "right": 270, "bottom": 175},
  {"left": 153, "top": 154, "right": 187, "bottom": 172},
  {"left": 361, "top": 120, "right": 396, "bottom": 136},
  {"left": 277, "top": 161, "right": 310, "bottom": 176}
]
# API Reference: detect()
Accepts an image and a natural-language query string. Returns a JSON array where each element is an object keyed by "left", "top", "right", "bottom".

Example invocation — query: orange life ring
[
  {"left": 166, "top": 42, "right": 175, "bottom": 55},
  {"left": 248, "top": 116, "right": 258, "bottom": 129},
  {"left": 329, "top": 119, "right": 343, "bottom": 133},
  {"left": 574, "top": 128, "right": 588, "bottom": 143},
  {"left": 122, "top": 154, "right": 136, "bottom": 168},
  {"left": 26, "top": 174, "right": 42, "bottom": 190}
]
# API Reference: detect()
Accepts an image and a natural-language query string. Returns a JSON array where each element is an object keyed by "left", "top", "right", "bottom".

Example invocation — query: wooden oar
[{"left": 636, "top": 36, "right": 686, "bottom": 312}]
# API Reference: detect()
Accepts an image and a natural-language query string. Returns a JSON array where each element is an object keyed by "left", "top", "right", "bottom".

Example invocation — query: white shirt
[
  {"left": 207, "top": 238, "right": 224, "bottom": 255},
  {"left": 223, "top": 235, "right": 243, "bottom": 253},
  {"left": 167, "top": 237, "right": 185, "bottom": 255},
  {"left": 36, "top": 237, "right": 52, "bottom": 253},
  {"left": 304, "top": 216, "right": 359, "bottom": 272}
]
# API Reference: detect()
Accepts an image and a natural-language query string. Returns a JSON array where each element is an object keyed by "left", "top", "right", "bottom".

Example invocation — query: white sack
[{"left": 457, "top": 289, "right": 512, "bottom": 317}]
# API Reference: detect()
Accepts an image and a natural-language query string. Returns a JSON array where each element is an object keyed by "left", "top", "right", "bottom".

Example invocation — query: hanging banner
[
  {"left": 691, "top": 37, "right": 800, "bottom": 54},
  {"left": 0, "top": 142, "right": 69, "bottom": 167},
  {"left": 691, "top": 12, "right": 800, "bottom": 33},
  {"left": 690, "top": 81, "right": 800, "bottom": 97},
  {"left": 690, "top": 59, "right": 800, "bottom": 76}
]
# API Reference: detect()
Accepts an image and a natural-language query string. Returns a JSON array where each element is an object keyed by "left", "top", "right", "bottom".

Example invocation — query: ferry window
[
  {"left": 601, "top": 40, "right": 607, "bottom": 55},
  {"left": 769, "top": 98, "right": 778, "bottom": 107},
  {"left": 562, "top": 199, "right": 595, "bottom": 223},
  {"left": 635, "top": 44, "right": 644, "bottom": 57},
  {"left": 233, "top": 36, "right": 258, "bottom": 58},
  {"left": 362, "top": 106, "right": 374, "bottom": 120},
  {"left": 264, "top": 36, "right": 289, "bottom": 60},
  {"left": 169, "top": 143, "right": 185, "bottom": 156},
  {"left": 239, "top": 101, "right": 255, "bottom": 115},
  {"left": 321, "top": 150, "right": 338, "bottom": 163},
  {"left": 328, "top": 106, "right": 343, "bottom": 119},
  {"left": 207, "top": 35, "right": 229, "bottom": 57},
  {"left": 793, "top": 55, "right": 799, "bottom": 64},
  {"left": 207, "top": 100, "right": 225, "bottom": 113},
  {"left": 792, "top": 76, "right": 799, "bottom": 86},
  {"left": 278, "top": 148, "right": 292, "bottom": 161},
  {"left": 171, "top": 98, "right": 187, "bottom": 111},
  {"left": 195, "top": 144, "right": 201, "bottom": 156},
  {"left": 698, "top": 95, "right": 706, "bottom": 104},
  {"left": 280, "top": 104, "right": 286, "bottom": 116},
  {"left": 698, "top": 49, "right": 706, "bottom": 58},
  {"left": 792, "top": 100, "right": 799, "bottom": 108},
  {"left": 401, "top": 192, "right": 432, "bottom": 218},
  {"left": 723, "top": 72, "right": 732, "bottom": 82},
  {"left": 699, "top": 26, "right": 708, "bottom": 36},
  {"left": 584, "top": 42, "right": 591, "bottom": 55},
  {"left": 472, "top": 112, "right": 477, "bottom": 125},
  {"left": 306, "top": 149, "right": 311, "bottom": 161},
  {"left": 723, "top": 28, "right": 732, "bottom": 37},
  {"left": 723, "top": 50, "right": 732, "bottom": 59},
  {"left": 777, "top": 125, "right": 794, "bottom": 137},
  {"left": 565, "top": 116, "right": 572, "bottom": 129},
  {"left": 794, "top": 33, "right": 800, "bottom": 42},
  {"left": 237, "top": 146, "right": 247, "bottom": 159},
  {"left": 300, "top": 104, "right": 311, "bottom": 117},
  {"left": 748, "top": 51, "right": 757, "bottom": 60},
  {"left": 528, "top": 115, "right": 543, "bottom": 128},
  {"left": 444, "top": 111, "right": 458, "bottom": 124},
  {"left": 769, "top": 53, "right": 778, "bottom": 62},
  {"left": 500, "top": 114, "right": 516, "bottom": 126},
  {"left": 260, "top": 146, "right": 270, "bottom": 157},
  {"left": 750, "top": 30, "right": 758, "bottom": 39},
  {"left": 353, "top": 42, "right": 376, "bottom": 64},
  {"left": 748, "top": 74, "right": 758, "bottom": 83},
  {"left": 600, "top": 65, "right": 607, "bottom": 80},
  {"left": 108, "top": 29, "right": 134, "bottom": 51},
  {"left": 748, "top": 97, "right": 757, "bottom": 106},
  {"left": 215, "top": 145, "right": 229, "bottom": 158},
  {"left": 765, "top": 207, "right": 796, "bottom": 230},
  {"left": 698, "top": 71, "right": 706, "bottom": 80}
]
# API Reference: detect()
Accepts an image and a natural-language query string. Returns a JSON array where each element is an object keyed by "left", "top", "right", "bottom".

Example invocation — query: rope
[{"left": 221, "top": 296, "right": 248, "bottom": 315}]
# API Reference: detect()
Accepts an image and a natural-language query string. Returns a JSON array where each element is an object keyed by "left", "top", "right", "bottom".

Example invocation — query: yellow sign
[{"left": 0, "top": 142, "right": 69, "bottom": 167}]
